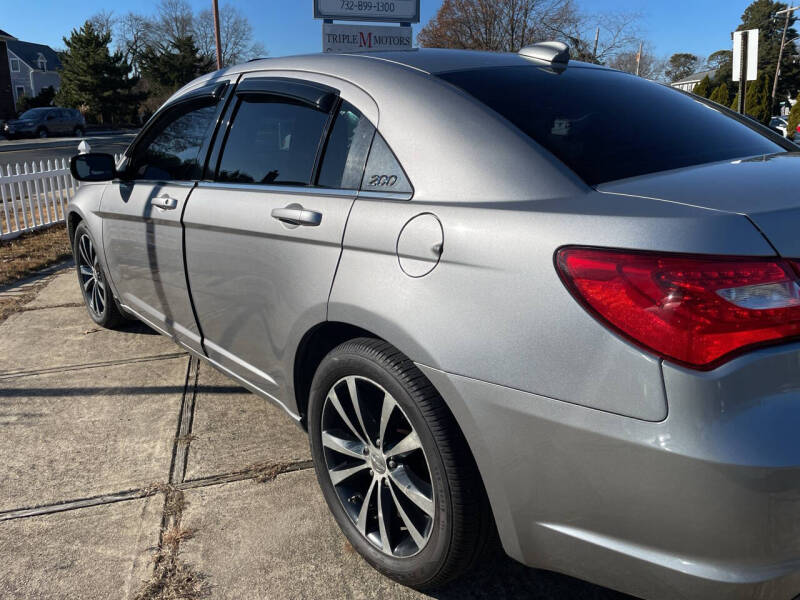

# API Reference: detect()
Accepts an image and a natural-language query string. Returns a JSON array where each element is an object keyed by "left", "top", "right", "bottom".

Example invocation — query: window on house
[
  {"left": 37, "top": 56, "right": 47, "bottom": 70},
  {"left": 15, "top": 86, "right": 25, "bottom": 100},
  {"left": 10, "top": 58, "right": 20, "bottom": 72}
]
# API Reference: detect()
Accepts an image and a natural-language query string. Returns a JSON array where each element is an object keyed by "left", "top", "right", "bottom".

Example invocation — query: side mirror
[{"left": 70, "top": 153, "right": 116, "bottom": 182}]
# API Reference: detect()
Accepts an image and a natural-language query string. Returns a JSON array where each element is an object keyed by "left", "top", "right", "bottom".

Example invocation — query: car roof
[{"left": 236, "top": 47, "right": 608, "bottom": 76}]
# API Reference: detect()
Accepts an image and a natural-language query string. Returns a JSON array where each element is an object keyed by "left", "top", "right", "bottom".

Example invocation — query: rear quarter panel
[{"left": 329, "top": 191, "right": 775, "bottom": 422}]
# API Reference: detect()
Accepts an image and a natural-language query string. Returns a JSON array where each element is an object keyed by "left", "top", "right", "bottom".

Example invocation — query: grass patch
[{"left": 0, "top": 223, "right": 71, "bottom": 287}]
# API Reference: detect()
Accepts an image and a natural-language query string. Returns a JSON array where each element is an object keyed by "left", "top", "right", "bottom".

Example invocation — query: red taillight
[{"left": 556, "top": 247, "right": 800, "bottom": 369}]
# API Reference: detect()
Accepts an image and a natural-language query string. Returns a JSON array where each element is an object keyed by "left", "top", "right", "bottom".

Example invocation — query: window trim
[
  {"left": 211, "top": 79, "right": 340, "bottom": 187},
  {"left": 118, "top": 81, "right": 231, "bottom": 183},
  {"left": 120, "top": 98, "right": 221, "bottom": 184},
  {"left": 10, "top": 57, "right": 20, "bottom": 72}
]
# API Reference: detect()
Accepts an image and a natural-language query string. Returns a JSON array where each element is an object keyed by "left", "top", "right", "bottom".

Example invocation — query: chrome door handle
[
  {"left": 152, "top": 195, "right": 178, "bottom": 210},
  {"left": 271, "top": 204, "right": 322, "bottom": 227}
]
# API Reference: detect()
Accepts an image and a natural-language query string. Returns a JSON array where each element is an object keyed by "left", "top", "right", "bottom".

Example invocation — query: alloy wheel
[
  {"left": 77, "top": 233, "right": 106, "bottom": 317},
  {"left": 321, "top": 375, "right": 435, "bottom": 558}
]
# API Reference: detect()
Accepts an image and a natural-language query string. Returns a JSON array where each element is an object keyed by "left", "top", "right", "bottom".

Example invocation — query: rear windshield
[{"left": 438, "top": 65, "right": 785, "bottom": 185}]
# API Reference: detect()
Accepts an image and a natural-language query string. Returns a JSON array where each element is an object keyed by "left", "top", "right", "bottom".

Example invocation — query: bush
[
  {"left": 15, "top": 86, "right": 56, "bottom": 114},
  {"left": 709, "top": 83, "right": 729, "bottom": 105},
  {"left": 787, "top": 94, "right": 800, "bottom": 139},
  {"left": 693, "top": 75, "right": 711, "bottom": 98}
]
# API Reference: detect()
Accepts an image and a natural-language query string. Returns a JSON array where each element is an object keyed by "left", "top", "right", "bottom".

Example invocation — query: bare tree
[
  {"left": 117, "top": 12, "right": 156, "bottom": 74},
  {"left": 608, "top": 43, "right": 665, "bottom": 80},
  {"left": 89, "top": 10, "right": 117, "bottom": 40},
  {"left": 418, "top": 0, "right": 643, "bottom": 68},
  {"left": 418, "top": 0, "right": 582, "bottom": 52},
  {"left": 155, "top": 0, "right": 194, "bottom": 44},
  {"left": 194, "top": 4, "right": 266, "bottom": 66},
  {"left": 565, "top": 11, "right": 642, "bottom": 63}
]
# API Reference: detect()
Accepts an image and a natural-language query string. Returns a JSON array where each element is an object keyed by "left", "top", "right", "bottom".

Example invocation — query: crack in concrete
[
  {"left": 0, "top": 461, "right": 315, "bottom": 523},
  {"left": 0, "top": 352, "right": 188, "bottom": 380},
  {"left": 13, "top": 302, "right": 84, "bottom": 312}
]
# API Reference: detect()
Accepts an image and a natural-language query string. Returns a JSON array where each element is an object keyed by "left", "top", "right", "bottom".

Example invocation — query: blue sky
[{"left": 5, "top": 0, "right": 753, "bottom": 61}]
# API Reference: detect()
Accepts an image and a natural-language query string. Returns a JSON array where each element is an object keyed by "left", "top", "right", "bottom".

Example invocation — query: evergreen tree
[
  {"left": 139, "top": 36, "right": 213, "bottom": 107},
  {"left": 745, "top": 72, "right": 772, "bottom": 123},
  {"left": 709, "top": 83, "right": 730, "bottom": 105},
  {"left": 56, "top": 22, "right": 142, "bottom": 124},
  {"left": 693, "top": 75, "right": 711, "bottom": 98},
  {"left": 787, "top": 93, "right": 800, "bottom": 139},
  {"left": 731, "top": 92, "right": 741, "bottom": 111}
]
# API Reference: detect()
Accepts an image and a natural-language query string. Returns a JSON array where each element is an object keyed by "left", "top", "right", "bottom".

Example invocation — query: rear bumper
[{"left": 418, "top": 344, "right": 800, "bottom": 600}]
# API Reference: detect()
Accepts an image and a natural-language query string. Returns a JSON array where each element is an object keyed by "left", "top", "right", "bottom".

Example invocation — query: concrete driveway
[{"left": 0, "top": 265, "right": 634, "bottom": 599}]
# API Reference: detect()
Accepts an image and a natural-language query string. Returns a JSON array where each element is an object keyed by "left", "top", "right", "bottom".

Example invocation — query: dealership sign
[
  {"left": 315, "top": 0, "right": 420, "bottom": 23},
  {"left": 323, "top": 23, "right": 412, "bottom": 53}
]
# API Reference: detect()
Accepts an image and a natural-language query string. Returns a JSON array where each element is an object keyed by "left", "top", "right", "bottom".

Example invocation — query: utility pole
[
  {"left": 212, "top": 0, "right": 223, "bottom": 70},
  {"left": 773, "top": 5, "right": 799, "bottom": 114},
  {"left": 635, "top": 41, "right": 643, "bottom": 76},
  {"left": 592, "top": 27, "right": 599, "bottom": 62}
]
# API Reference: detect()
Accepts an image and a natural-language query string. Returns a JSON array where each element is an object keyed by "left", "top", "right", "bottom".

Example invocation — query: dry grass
[
  {"left": 1, "top": 196, "right": 68, "bottom": 233},
  {"left": 0, "top": 294, "right": 27, "bottom": 324},
  {"left": 0, "top": 223, "right": 72, "bottom": 287},
  {"left": 246, "top": 460, "right": 297, "bottom": 483},
  {"left": 134, "top": 551, "right": 208, "bottom": 600}
]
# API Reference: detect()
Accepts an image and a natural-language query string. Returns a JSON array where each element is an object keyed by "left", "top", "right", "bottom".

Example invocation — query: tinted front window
[
  {"left": 439, "top": 66, "right": 785, "bottom": 185},
  {"left": 317, "top": 101, "right": 375, "bottom": 189},
  {"left": 20, "top": 108, "right": 48, "bottom": 120},
  {"left": 132, "top": 102, "right": 217, "bottom": 181},
  {"left": 217, "top": 97, "right": 328, "bottom": 185}
]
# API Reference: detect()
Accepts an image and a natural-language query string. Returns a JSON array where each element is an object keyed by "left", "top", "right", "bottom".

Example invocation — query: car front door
[
  {"left": 182, "top": 74, "right": 376, "bottom": 406},
  {"left": 100, "top": 83, "right": 229, "bottom": 352}
]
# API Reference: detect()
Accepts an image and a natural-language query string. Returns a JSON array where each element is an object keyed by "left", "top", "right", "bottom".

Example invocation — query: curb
[{"left": 0, "top": 133, "right": 137, "bottom": 154}]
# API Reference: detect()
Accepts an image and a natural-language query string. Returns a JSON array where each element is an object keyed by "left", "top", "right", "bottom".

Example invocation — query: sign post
[{"left": 732, "top": 29, "right": 758, "bottom": 115}]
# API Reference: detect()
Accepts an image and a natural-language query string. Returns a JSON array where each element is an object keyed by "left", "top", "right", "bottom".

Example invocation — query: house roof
[
  {"left": 0, "top": 29, "right": 15, "bottom": 41},
  {"left": 6, "top": 40, "right": 61, "bottom": 71},
  {"left": 671, "top": 68, "right": 716, "bottom": 85}
]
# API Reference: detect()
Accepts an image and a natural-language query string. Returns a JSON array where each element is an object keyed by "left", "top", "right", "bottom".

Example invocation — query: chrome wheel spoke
[
  {"left": 79, "top": 265, "right": 93, "bottom": 278},
  {"left": 388, "top": 482, "right": 426, "bottom": 548},
  {"left": 384, "top": 430, "right": 422, "bottom": 458},
  {"left": 356, "top": 477, "right": 377, "bottom": 535},
  {"left": 83, "top": 276, "right": 95, "bottom": 293},
  {"left": 347, "top": 376, "right": 371, "bottom": 444},
  {"left": 377, "top": 479, "right": 391, "bottom": 553},
  {"left": 378, "top": 393, "right": 396, "bottom": 451},
  {"left": 322, "top": 430, "right": 367, "bottom": 460},
  {"left": 388, "top": 466, "right": 434, "bottom": 517},
  {"left": 328, "top": 388, "right": 367, "bottom": 446},
  {"left": 79, "top": 236, "right": 92, "bottom": 265},
  {"left": 329, "top": 461, "right": 369, "bottom": 486}
]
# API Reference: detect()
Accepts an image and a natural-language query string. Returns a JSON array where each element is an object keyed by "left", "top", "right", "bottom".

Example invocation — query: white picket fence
[{"left": 0, "top": 153, "right": 122, "bottom": 241}]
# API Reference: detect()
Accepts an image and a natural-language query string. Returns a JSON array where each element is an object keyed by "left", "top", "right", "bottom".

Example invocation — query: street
[{"left": 0, "top": 133, "right": 136, "bottom": 172}]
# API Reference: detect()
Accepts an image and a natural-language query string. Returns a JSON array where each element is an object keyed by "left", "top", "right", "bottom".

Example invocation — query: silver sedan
[{"left": 67, "top": 43, "right": 800, "bottom": 600}]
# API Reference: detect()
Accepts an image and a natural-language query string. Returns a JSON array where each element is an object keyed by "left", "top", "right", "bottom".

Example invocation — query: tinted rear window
[{"left": 438, "top": 65, "right": 785, "bottom": 185}]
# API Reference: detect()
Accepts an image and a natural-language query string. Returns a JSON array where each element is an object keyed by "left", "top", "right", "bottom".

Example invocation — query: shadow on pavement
[{"left": 430, "top": 550, "right": 637, "bottom": 600}]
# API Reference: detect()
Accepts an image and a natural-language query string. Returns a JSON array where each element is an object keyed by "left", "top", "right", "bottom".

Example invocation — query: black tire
[
  {"left": 73, "top": 127, "right": 84, "bottom": 137},
  {"left": 308, "top": 338, "right": 492, "bottom": 590},
  {"left": 37, "top": 128, "right": 48, "bottom": 138},
  {"left": 72, "top": 222, "right": 124, "bottom": 329}
]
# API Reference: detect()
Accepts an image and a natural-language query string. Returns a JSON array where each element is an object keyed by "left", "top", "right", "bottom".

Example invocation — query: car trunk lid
[{"left": 597, "top": 152, "right": 800, "bottom": 257}]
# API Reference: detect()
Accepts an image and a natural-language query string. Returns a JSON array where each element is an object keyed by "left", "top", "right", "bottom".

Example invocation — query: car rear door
[
  {"left": 99, "top": 82, "right": 230, "bottom": 352},
  {"left": 182, "top": 73, "right": 376, "bottom": 406}
]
